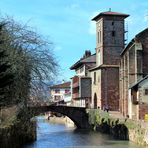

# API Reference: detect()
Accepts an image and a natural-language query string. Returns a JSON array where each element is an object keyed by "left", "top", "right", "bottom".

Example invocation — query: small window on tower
[
  {"left": 112, "top": 22, "right": 114, "bottom": 25},
  {"left": 144, "top": 89, "right": 148, "bottom": 95},
  {"left": 94, "top": 72, "right": 96, "bottom": 84},
  {"left": 112, "top": 31, "right": 115, "bottom": 37},
  {"left": 98, "top": 32, "right": 100, "bottom": 43}
]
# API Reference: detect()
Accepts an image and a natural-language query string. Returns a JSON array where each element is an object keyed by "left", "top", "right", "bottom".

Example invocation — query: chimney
[{"left": 83, "top": 50, "right": 91, "bottom": 58}]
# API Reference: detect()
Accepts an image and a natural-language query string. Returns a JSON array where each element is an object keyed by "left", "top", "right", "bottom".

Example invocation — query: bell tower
[
  {"left": 92, "top": 10, "right": 129, "bottom": 66},
  {"left": 91, "top": 10, "right": 129, "bottom": 111}
]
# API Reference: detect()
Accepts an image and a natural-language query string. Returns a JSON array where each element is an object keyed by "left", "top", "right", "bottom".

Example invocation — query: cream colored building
[
  {"left": 50, "top": 82, "right": 71, "bottom": 104},
  {"left": 129, "top": 76, "right": 148, "bottom": 120}
]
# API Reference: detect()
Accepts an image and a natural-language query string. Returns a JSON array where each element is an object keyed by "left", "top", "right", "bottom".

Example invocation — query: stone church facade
[{"left": 90, "top": 11, "right": 129, "bottom": 111}]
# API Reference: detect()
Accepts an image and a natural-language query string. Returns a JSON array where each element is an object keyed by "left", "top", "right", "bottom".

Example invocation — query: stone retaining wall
[{"left": 88, "top": 109, "right": 148, "bottom": 147}]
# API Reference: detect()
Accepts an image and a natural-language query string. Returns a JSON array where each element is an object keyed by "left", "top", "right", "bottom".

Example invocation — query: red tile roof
[
  {"left": 70, "top": 54, "right": 96, "bottom": 70},
  {"left": 50, "top": 82, "right": 71, "bottom": 89},
  {"left": 92, "top": 11, "right": 129, "bottom": 21}
]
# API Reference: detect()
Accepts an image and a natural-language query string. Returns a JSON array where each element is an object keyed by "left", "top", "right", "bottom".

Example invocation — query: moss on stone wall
[{"left": 87, "top": 109, "right": 148, "bottom": 147}]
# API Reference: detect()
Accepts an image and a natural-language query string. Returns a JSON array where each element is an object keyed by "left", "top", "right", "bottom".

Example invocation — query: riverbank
[
  {"left": 88, "top": 109, "right": 148, "bottom": 147},
  {"left": 0, "top": 105, "right": 36, "bottom": 148}
]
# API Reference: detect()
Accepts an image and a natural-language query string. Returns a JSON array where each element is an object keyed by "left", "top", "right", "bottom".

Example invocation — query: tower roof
[{"left": 92, "top": 11, "right": 129, "bottom": 21}]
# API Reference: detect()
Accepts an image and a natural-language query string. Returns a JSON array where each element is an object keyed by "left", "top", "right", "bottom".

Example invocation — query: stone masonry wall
[
  {"left": 88, "top": 109, "right": 148, "bottom": 147},
  {"left": 101, "top": 68, "right": 119, "bottom": 111}
]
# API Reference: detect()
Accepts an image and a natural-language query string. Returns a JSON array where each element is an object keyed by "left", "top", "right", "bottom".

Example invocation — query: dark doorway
[{"left": 94, "top": 93, "right": 97, "bottom": 109}]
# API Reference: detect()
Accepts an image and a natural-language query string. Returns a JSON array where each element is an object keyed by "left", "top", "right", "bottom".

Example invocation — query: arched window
[{"left": 94, "top": 93, "right": 97, "bottom": 109}]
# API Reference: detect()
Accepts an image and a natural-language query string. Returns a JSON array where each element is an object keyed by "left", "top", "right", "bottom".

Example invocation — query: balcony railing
[
  {"left": 72, "top": 76, "right": 79, "bottom": 88},
  {"left": 72, "top": 81, "right": 79, "bottom": 88},
  {"left": 72, "top": 92, "right": 79, "bottom": 99}
]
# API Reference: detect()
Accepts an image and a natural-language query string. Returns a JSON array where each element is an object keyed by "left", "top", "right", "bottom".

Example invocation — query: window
[
  {"left": 65, "top": 89, "right": 70, "bottom": 94},
  {"left": 94, "top": 72, "right": 96, "bottom": 84},
  {"left": 80, "top": 66, "right": 84, "bottom": 73},
  {"left": 144, "top": 89, "right": 148, "bottom": 95},
  {"left": 97, "top": 50, "right": 101, "bottom": 65},
  {"left": 100, "top": 30, "right": 101, "bottom": 43},
  {"left": 54, "top": 96, "right": 61, "bottom": 101},
  {"left": 55, "top": 89, "right": 60, "bottom": 93},
  {"left": 112, "top": 31, "right": 115, "bottom": 37},
  {"left": 112, "top": 21, "right": 114, "bottom": 25},
  {"left": 98, "top": 30, "right": 101, "bottom": 43},
  {"left": 98, "top": 32, "right": 100, "bottom": 43}
]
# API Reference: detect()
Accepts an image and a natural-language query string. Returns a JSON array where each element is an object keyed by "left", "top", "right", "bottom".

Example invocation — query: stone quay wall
[{"left": 87, "top": 109, "right": 148, "bottom": 147}]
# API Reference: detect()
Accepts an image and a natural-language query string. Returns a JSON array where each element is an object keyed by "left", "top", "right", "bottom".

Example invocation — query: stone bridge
[{"left": 28, "top": 105, "right": 90, "bottom": 129}]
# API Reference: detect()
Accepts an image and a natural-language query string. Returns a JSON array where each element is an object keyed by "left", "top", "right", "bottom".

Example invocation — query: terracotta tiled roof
[
  {"left": 70, "top": 54, "right": 96, "bottom": 70},
  {"left": 101, "top": 11, "right": 129, "bottom": 15},
  {"left": 50, "top": 82, "right": 71, "bottom": 89},
  {"left": 92, "top": 11, "right": 129, "bottom": 21}
]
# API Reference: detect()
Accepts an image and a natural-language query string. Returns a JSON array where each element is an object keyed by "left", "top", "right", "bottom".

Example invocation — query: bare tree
[{"left": 0, "top": 16, "right": 59, "bottom": 107}]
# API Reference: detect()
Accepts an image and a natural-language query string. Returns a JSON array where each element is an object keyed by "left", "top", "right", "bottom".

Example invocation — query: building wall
[
  {"left": 120, "top": 29, "right": 148, "bottom": 119},
  {"left": 139, "top": 80, "right": 148, "bottom": 103},
  {"left": 76, "top": 65, "right": 85, "bottom": 76},
  {"left": 138, "top": 30, "right": 148, "bottom": 76},
  {"left": 96, "top": 18, "right": 103, "bottom": 66},
  {"left": 120, "top": 53, "right": 129, "bottom": 116},
  {"left": 103, "top": 18, "right": 125, "bottom": 65},
  {"left": 81, "top": 78, "right": 91, "bottom": 98},
  {"left": 51, "top": 88, "right": 70, "bottom": 102},
  {"left": 101, "top": 68, "right": 119, "bottom": 111},
  {"left": 91, "top": 15, "right": 126, "bottom": 111},
  {"left": 71, "top": 76, "right": 92, "bottom": 107},
  {"left": 91, "top": 70, "right": 101, "bottom": 108}
]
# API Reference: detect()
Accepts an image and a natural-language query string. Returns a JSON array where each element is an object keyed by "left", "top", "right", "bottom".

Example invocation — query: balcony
[
  {"left": 72, "top": 92, "right": 79, "bottom": 99},
  {"left": 72, "top": 81, "right": 79, "bottom": 88},
  {"left": 72, "top": 76, "right": 79, "bottom": 88}
]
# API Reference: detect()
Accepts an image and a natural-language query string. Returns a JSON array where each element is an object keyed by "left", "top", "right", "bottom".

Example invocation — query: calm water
[{"left": 25, "top": 117, "right": 144, "bottom": 148}]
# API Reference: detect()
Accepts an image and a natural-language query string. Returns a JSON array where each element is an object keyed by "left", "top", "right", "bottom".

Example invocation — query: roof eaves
[
  {"left": 89, "top": 64, "right": 119, "bottom": 71},
  {"left": 92, "top": 11, "right": 129, "bottom": 21},
  {"left": 129, "top": 75, "right": 148, "bottom": 89},
  {"left": 120, "top": 39, "right": 135, "bottom": 56}
]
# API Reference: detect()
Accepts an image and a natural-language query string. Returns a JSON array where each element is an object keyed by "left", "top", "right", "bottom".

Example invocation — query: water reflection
[{"left": 25, "top": 116, "right": 144, "bottom": 148}]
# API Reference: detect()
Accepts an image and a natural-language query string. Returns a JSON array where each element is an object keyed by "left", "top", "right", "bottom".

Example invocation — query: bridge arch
[{"left": 28, "top": 105, "right": 90, "bottom": 129}]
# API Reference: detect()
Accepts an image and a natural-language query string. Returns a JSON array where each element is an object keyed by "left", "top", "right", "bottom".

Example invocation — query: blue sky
[{"left": 0, "top": 0, "right": 148, "bottom": 82}]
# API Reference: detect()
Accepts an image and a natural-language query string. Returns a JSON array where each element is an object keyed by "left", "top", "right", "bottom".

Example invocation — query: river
[{"left": 24, "top": 116, "right": 144, "bottom": 148}]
